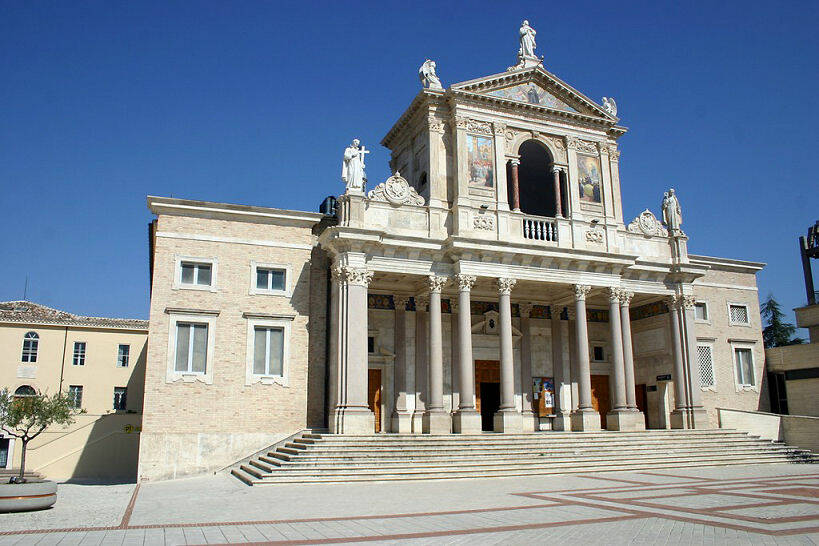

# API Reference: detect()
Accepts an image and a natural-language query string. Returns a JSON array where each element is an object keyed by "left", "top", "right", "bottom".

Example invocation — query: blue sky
[{"left": 1, "top": 1, "right": 817, "bottom": 328}]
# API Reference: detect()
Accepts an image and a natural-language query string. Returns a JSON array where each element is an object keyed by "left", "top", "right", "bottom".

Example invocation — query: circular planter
[{"left": 0, "top": 480, "right": 58, "bottom": 512}]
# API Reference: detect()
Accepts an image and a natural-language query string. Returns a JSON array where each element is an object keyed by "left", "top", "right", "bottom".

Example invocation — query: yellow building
[{"left": 0, "top": 301, "right": 147, "bottom": 481}]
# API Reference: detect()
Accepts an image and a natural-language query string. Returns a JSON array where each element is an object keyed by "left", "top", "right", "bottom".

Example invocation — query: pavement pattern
[{"left": 0, "top": 463, "right": 817, "bottom": 544}]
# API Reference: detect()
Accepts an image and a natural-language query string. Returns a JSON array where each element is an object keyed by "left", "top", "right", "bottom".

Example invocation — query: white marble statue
[
  {"left": 519, "top": 20, "right": 537, "bottom": 59},
  {"left": 419, "top": 59, "right": 443, "bottom": 90},
  {"left": 342, "top": 139, "right": 369, "bottom": 193},
  {"left": 662, "top": 188, "right": 683, "bottom": 234},
  {"left": 602, "top": 96, "right": 618, "bottom": 116}
]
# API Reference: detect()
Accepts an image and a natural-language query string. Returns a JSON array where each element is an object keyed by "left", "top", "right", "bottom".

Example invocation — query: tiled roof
[{"left": 0, "top": 301, "right": 148, "bottom": 330}]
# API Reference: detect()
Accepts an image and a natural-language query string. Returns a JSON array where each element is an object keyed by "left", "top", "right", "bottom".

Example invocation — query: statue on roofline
[
  {"left": 602, "top": 96, "right": 618, "bottom": 117},
  {"left": 342, "top": 139, "right": 369, "bottom": 194},
  {"left": 519, "top": 20, "right": 537, "bottom": 60},
  {"left": 662, "top": 188, "right": 683, "bottom": 235},
  {"left": 419, "top": 59, "right": 443, "bottom": 90}
]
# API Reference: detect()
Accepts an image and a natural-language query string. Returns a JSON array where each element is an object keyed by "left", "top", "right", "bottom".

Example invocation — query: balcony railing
[{"left": 523, "top": 216, "right": 557, "bottom": 242}]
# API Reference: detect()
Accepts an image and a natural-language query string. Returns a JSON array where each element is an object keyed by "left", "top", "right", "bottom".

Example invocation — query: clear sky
[{"left": 1, "top": 1, "right": 817, "bottom": 328}]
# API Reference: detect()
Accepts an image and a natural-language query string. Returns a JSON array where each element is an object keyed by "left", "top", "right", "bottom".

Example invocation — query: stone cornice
[
  {"left": 381, "top": 89, "right": 446, "bottom": 149},
  {"left": 147, "top": 196, "right": 323, "bottom": 226}
]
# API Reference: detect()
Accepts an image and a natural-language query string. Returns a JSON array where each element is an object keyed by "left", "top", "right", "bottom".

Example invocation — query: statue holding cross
[{"left": 342, "top": 138, "right": 369, "bottom": 193}]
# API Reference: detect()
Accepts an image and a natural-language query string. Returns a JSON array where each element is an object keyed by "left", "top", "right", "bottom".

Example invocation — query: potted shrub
[{"left": 0, "top": 388, "right": 83, "bottom": 512}]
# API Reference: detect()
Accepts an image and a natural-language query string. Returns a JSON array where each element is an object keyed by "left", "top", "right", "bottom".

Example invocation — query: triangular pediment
[{"left": 451, "top": 67, "right": 615, "bottom": 121}]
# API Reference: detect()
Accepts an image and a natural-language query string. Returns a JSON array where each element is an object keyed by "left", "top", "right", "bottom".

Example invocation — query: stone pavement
[{"left": 0, "top": 463, "right": 817, "bottom": 544}]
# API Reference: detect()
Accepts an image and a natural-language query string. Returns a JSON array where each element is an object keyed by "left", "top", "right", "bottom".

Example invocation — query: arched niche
[{"left": 507, "top": 139, "right": 562, "bottom": 218}]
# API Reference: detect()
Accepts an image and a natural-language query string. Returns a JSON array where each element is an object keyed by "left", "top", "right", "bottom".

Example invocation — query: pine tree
[{"left": 761, "top": 294, "right": 805, "bottom": 348}]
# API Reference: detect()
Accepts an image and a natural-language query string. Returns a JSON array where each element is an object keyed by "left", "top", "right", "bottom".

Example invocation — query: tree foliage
[
  {"left": 761, "top": 294, "right": 805, "bottom": 348},
  {"left": 0, "top": 389, "right": 84, "bottom": 482}
]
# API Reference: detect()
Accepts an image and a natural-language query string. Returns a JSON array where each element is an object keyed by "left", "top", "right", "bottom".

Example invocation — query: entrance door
[
  {"left": 590, "top": 375, "right": 611, "bottom": 429},
  {"left": 475, "top": 360, "right": 500, "bottom": 432},
  {"left": 635, "top": 384, "right": 649, "bottom": 428},
  {"left": 367, "top": 369, "right": 382, "bottom": 433},
  {"left": 0, "top": 438, "right": 8, "bottom": 468}
]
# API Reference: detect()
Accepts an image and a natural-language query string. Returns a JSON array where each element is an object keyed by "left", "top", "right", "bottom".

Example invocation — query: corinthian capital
[
  {"left": 414, "top": 293, "right": 429, "bottom": 310},
  {"left": 455, "top": 274, "right": 477, "bottom": 291},
  {"left": 338, "top": 266, "right": 373, "bottom": 287},
  {"left": 573, "top": 284, "right": 592, "bottom": 301},
  {"left": 681, "top": 294, "right": 697, "bottom": 310},
  {"left": 497, "top": 277, "right": 517, "bottom": 295},
  {"left": 428, "top": 275, "right": 449, "bottom": 293},
  {"left": 607, "top": 287, "right": 620, "bottom": 303},
  {"left": 618, "top": 290, "right": 634, "bottom": 306},
  {"left": 393, "top": 295, "right": 411, "bottom": 310},
  {"left": 519, "top": 302, "right": 533, "bottom": 318}
]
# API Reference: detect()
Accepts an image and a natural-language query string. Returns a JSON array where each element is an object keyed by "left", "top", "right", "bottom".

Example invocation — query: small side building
[{"left": 0, "top": 301, "right": 147, "bottom": 481}]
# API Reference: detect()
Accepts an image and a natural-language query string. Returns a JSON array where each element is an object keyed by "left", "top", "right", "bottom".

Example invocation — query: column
[
  {"left": 391, "top": 295, "right": 412, "bottom": 433},
  {"left": 552, "top": 166, "right": 563, "bottom": 217},
  {"left": 620, "top": 291, "right": 646, "bottom": 430},
  {"left": 453, "top": 274, "right": 481, "bottom": 433},
  {"left": 668, "top": 295, "right": 689, "bottom": 429},
  {"left": 551, "top": 305, "right": 572, "bottom": 431},
  {"left": 423, "top": 275, "right": 451, "bottom": 433},
  {"left": 509, "top": 159, "right": 521, "bottom": 212},
  {"left": 449, "top": 298, "right": 460, "bottom": 413},
  {"left": 566, "top": 306, "right": 580, "bottom": 412},
  {"left": 411, "top": 294, "right": 429, "bottom": 433},
  {"left": 519, "top": 303, "right": 537, "bottom": 432},
  {"left": 680, "top": 294, "right": 708, "bottom": 428},
  {"left": 606, "top": 287, "right": 636, "bottom": 431},
  {"left": 330, "top": 265, "right": 375, "bottom": 434},
  {"left": 571, "top": 284, "right": 601, "bottom": 431},
  {"left": 494, "top": 277, "right": 523, "bottom": 432}
]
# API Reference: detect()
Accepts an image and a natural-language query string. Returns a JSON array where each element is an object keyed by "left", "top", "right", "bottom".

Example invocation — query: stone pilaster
[
  {"left": 494, "top": 277, "right": 523, "bottom": 433},
  {"left": 452, "top": 274, "right": 481, "bottom": 433},
  {"left": 674, "top": 293, "right": 709, "bottom": 429},
  {"left": 331, "top": 265, "right": 376, "bottom": 434},
  {"left": 423, "top": 275, "right": 451, "bottom": 434},
  {"left": 391, "top": 295, "right": 413, "bottom": 433},
  {"left": 571, "top": 284, "right": 601, "bottom": 431}
]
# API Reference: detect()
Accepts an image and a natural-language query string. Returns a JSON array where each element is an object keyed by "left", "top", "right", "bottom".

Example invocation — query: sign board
[
  {"left": 532, "top": 377, "right": 555, "bottom": 417},
  {"left": 656, "top": 374, "right": 672, "bottom": 381}
]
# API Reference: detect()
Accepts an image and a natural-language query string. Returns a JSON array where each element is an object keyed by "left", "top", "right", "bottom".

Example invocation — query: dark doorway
[
  {"left": 0, "top": 438, "right": 8, "bottom": 468},
  {"left": 768, "top": 372, "right": 788, "bottom": 414},
  {"left": 635, "top": 384, "right": 649, "bottom": 428},
  {"left": 480, "top": 382, "right": 500, "bottom": 432},
  {"left": 514, "top": 140, "right": 556, "bottom": 217}
]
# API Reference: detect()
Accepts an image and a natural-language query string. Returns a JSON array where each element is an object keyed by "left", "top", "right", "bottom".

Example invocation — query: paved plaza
[{"left": 1, "top": 464, "right": 818, "bottom": 544}]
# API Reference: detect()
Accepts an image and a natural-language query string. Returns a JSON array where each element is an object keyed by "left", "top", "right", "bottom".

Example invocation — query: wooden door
[
  {"left": 475, "top": 360, "right": 500, "bottom": 432},
  {"left": 367, "top": 369, "right": 382, "bottom": 433},
  {"left": 474, "top": 360, "right": 500, "bottom": 413},
  {"left": 635, "top": 384, "right": 649, "bottom": 428},
  {"left": 590, "top": 374, "right": 611, "bottom": 429}
]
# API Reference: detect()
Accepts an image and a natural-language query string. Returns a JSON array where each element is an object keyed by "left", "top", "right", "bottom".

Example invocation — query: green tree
[
  {"left": 0, "top": 389, "right": 84, "bottom": 483},
  {"left": 761, "top": 294, "right": 805, "bottom": 348}
]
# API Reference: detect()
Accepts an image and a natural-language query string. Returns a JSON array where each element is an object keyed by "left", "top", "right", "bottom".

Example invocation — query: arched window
[
  {"left": 510, "top": 140, "right": 560, "bottom": 217},
  {"left": 21, "top": 332, "right": 39, "bottom": 363},
  {"left": 14, "top": 385, "right": 36, "bottom": 397}
]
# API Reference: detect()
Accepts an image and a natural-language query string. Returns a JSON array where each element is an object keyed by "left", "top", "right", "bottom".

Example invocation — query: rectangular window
[
  {"left": 368, "top": 336, "right": 375, "bottom": 354},
  {"left": 255, "top": 267, "right": 286, "bottom": 292},
  {"left": 117, "top": 344, "right": 130, "bottom": 367},
  {"left": 21, "top": 336, "right": 38, "bottom": 363},
  {"left": 734, "top": 347, "right": 755, "bottom": 386},
  {"left": 73, "top": 342, "right": 86, "bottom": 366},
  {"left": 180, "top": 262, "right": 212, "bottom": 286},
  {"left": 694, "top": 302, "right": 708, "bottom": 321},
  {"left": 697, "top": 344, "right": 715, "bottom": 388},
  {"left": 253, "top": 326, "right": 284, "bottom": 376},
  {"left": 592, "top": 346, "right": 605, "bottom": 362},
  {"left": 68, "top": 385, "right": 83, "bottom": 409},
  {"left": 113, "top": 387, "right": 127, "bottom": 410},
  {"left": 729, "top": 304, "right": 749, "bottom": 325},
  {"left": 174, "top": 323, "right": 209, "bottom": 373}
]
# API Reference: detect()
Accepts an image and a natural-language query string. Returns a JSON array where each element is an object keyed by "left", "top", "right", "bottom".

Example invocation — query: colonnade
[{"left": 330, "top": 264, "right": 703, "bottom": 434}]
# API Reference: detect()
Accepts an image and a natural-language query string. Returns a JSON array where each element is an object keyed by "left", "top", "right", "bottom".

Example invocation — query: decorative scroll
[
  {"left": 627, "top": 210, "right": 668, "bottom": 237},
  {"left": 367, "top": 173, "right": 425, "bottom": 206},
  {"left": 585, "top": 230, "right": 604, "bottom": 244}
]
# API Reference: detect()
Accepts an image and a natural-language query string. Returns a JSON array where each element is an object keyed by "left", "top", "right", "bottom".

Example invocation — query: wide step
[{"left": 229, "top": 429, "right": 816, "bottom": 485}]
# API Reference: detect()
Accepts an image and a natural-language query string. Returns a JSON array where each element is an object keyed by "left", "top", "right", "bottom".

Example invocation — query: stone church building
[{"left": 138, "top": 23, "right": 766, "bottom": 481}]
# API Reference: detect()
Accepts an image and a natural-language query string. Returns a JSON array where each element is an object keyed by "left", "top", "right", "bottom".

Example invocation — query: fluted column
[
  {"left": 411, "top": 294, "right": 429, "bottom": 433},
  {"left": 510, "top": 159, "right": 521, "bottom": 212},
  {"left": 519, "top": 303, "right": 537, "bottom": 432},
  {"left": 571, "top": 284, "right": 601, "bottom": 431},
  {"left": 494, "top": 277, "right": 523, "bottom": 432},
  {"left": 391, "top": 295, "right": 412, "bottom": 433},
  {"left": 423, "top": 275, "right": 451, "bottom": 433},
  {"left": 453, "top": 274, "right": 481, "bottom": 433},
  {"left": 552, "top": 166, "right": 563, "bottom": 218},
  {"left": 331, "top": 265, "right": 375, "bottom": 434}
]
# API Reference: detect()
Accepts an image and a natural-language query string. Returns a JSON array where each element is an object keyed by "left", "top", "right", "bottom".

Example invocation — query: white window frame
[
  {"left": 116, "top": 344, "right": 130, "bottom": 367},
  {"left": 694, "top": 301, "right": 710, "bottom": 324},
  {"left": 113, "top": 386, "right": 127, "bottom": 411},
  {"left": 730, "top": 341, "right": 758, "bottom": 392},
  {"left": 695, "top": 340, "right": 716, "bottom": 391},
  {"left": 72, "top": 341, "right": 87, "bottom": 366},
  {"left": 173, "top": 256, "right": 218, "bottom": 292},
  {"left": 21, "top": 331, "right": 39, "bottom": 363},
  {"left": 727, "top": 302, "right": 750, "bottom": 326},
  {"left": 68, "top": 385, "right": 83, "bottom": 409},
  {"left": 166, "top": 312, "right": 217, "bottom": 384},
  {"left": 249, "top": 261, "right": 292, "bottom": 297},
  {"left": 245, "top": 316, "right": 292, "bottom": 387}
]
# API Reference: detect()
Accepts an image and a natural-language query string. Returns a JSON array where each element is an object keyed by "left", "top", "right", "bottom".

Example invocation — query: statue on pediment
[
  {"left": 342, "top": 139, "right": 369, "bottom": 193},
  {"left": 519, "top": 20, "right": 537, "bottom": 60},
  {"left": 419, "top": 59, "right": 443, "bottom": 91},
  {"left": 602, "top": 97, "right": 617, "bottom": 116},
  {"left": 662, "top": 188, "right": 683, "bottom": 235}
]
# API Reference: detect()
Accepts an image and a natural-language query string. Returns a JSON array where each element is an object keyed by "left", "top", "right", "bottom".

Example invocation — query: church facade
[{"left": 138, "top": 23, "right": 767, "bottom": 481}]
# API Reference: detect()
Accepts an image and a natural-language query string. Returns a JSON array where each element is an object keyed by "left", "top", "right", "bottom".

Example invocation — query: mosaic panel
[
  {"left": 467, "top": 135, "right": 494, "bottom": 188},
  {"left": 488, "top": 83, "right": 577, "bottom": 112},
  {"left": 630, "top": 300, "right": 669, "bottom": 321},
  {"left": 577, "top": 154, "right": 602, "bottom": 203}
]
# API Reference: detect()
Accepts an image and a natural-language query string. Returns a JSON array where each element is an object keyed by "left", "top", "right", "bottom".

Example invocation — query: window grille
[
  {"left": 729, "top": 305, "right": 749, "bottom": 324},
  {"left": 68, "top": 385, "right": 83, "bottom": 409},
  {"left": 697, "top": 345, "right": 715, "bottom": 387}
]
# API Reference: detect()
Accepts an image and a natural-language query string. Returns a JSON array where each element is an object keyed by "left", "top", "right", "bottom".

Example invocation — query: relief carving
[
  {"left": 367, "top": 172, "right": 425, "bottom": 206},
  {"left": 466, "top": 119, "right": 493, "bottom": 135},
  {"left": 627, "top": 209, "right": 668, "bottom": 237},
  {"left": 473, "top": 214, "right": 495, "bottom": 231},
  {"left": 585, "top": 230, "right": 604, "bottom": 244}
]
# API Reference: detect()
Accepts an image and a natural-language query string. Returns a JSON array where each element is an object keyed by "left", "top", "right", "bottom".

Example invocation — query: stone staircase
[{"left": 231, "top": 429, "right": 817, "bottom": 485}]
